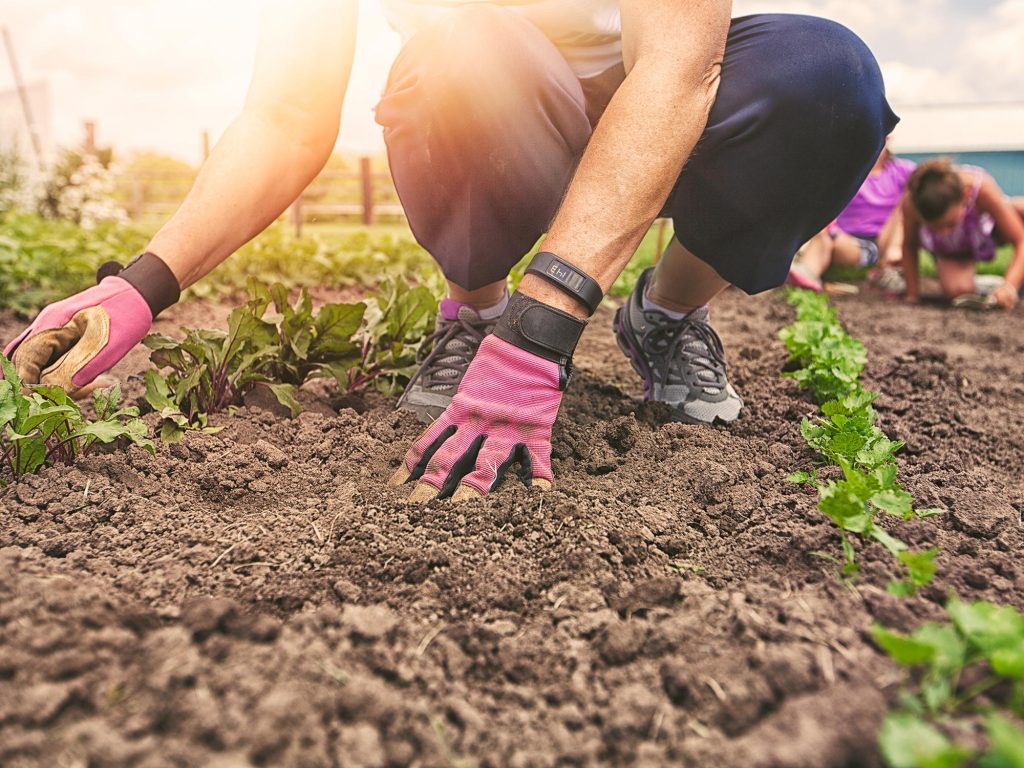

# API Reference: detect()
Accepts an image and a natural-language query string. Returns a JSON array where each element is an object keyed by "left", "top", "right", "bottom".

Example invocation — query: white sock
[{"left": 642, "top": 287, "right": 690, "bottom": 320}]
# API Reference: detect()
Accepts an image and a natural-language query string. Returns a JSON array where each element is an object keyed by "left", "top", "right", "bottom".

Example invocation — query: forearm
[
  {"left": 1004, "top": 242, "right": 1024, "bottom": 290},
  {"left": 902, "top": 246, "right": 921, "bottom": 297},
  {"left": 148, "top": 111, "right": 335, "bottom": 288},
  {"left": 521, "top": 54, "right": 721, "bottom": 317}
]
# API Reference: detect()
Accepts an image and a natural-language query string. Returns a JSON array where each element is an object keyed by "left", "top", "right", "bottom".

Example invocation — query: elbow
[
  {"left": 637, "top": 50, "right": 723, "bottom": 118},
  {"left": 247, "top": 101, "right": 339, "bottom": 161}
]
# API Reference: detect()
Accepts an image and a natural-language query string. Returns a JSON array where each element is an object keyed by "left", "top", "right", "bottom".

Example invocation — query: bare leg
[
  {"left": 935, "top": 256, "right": 977, "bottom": 299},
  {"left": 876, "top": 206, "right": 905, "bottom": 268},
  {"left": 646, "top": 237, "right": 730, "bottom": 313},
  {"left": 446, "top": 279, "right": 507, "bottom": 309},
  {"left": 829, "top": 233, "right": 869, "bottom": 269},
  {"left": 793, "top": 229, "right": 834, "bottom": 277}
]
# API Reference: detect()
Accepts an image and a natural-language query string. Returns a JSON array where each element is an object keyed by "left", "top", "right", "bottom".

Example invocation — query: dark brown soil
[{"left": 2, "top": 287, "right": 1022, "bottom": 768}]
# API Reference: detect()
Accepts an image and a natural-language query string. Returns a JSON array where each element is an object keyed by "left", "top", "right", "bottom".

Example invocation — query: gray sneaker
[
  {"left": 613, "top": 268, "right": 743, "bottom": 424},
  {"left": 397, "top": 305, "right": 495, "bottom": 423}
]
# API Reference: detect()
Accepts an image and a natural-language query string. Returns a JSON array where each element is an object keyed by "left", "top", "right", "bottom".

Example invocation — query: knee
[
  {"left": 753, "top": 15, "right": 895, "bottom": 153},
  {"left": 392, "top": 6, "right": 538, "bottom": 99}
]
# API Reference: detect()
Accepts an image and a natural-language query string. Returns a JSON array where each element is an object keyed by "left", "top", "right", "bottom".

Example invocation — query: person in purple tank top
[
  {"left": 901, "top": 159, "right": 1024, "bottom": 310},
  {"left": 788, "top": 140, "right": 913, "bottom": 292}
]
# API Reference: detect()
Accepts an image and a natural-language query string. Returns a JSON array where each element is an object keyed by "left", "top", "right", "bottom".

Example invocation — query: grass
[{"left": 824, "top": 244, "right": 1014, "bottom": 283}]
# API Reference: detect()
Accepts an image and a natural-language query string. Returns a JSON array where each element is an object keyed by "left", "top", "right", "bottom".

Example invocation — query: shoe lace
[
  {"left": 643, "top": 313, "right": 728, "bottom": 393},
  {"left": 405, "top": 313, "right": 491, "bottom": 392}
]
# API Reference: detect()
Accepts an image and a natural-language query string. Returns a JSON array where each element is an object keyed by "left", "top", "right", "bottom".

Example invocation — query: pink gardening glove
[
  {"left": 3, "top": 253, "right": 179, "bottom": 397},
  {"left": 390, "top": 292, "right": 586, "bottom": 500}
]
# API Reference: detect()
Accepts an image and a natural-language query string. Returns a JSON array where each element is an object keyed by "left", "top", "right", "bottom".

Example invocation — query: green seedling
[
  {"left": 801, "top": 388, "right": 905, "bottom": 471},
  {"left": 874, "top": 598, "right": 1024, "bottom": 767},
  {"left": 779, "top": 288, "right": 867, "bottom": 403},
  {"left": 1, "top": 353, "right": 154, "bottom": 485}
]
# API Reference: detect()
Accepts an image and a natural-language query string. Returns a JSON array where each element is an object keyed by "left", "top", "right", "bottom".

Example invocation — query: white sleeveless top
[{"left": 380, "top": 0, "right": 622, "bottom": 78}]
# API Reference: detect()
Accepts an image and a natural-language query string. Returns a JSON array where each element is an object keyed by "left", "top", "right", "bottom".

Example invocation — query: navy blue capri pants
[{"left": 376, "top": 10, "right": 898, "bottom": 294}]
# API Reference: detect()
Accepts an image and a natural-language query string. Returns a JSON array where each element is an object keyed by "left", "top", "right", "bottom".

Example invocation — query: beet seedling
[{"left": 1, "top": 353, "right": 154, "bottom": 485}]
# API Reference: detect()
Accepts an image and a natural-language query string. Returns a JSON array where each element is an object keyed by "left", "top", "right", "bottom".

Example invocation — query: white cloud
[{"left": 0, "top": 0, "right": 1020, "bottom": 160}]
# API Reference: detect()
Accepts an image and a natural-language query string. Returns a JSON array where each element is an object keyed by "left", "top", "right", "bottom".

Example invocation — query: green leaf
[
  {"left": 878, "top": 712, "right": 972, "bottom": 768},
  {"left": 0, "top": 378, "right": 20, "bottom": 427},
  {"left": 265, "top": 382, "right": 301, "bottom": 418},
  {"left": 871, "top": 526, "right": 909, "bottom": 556},
  {"left": 982, "top": 714, "right": 1024, "bottom": 768},
  {"left": 947, "top": 599, "right": 1024, "bottom": 674},
  {"left": 913, "top": 623, "right": 966, "bottom": 675},
  {"left": 899, "top": 548, "right": 939, "bottom": 590},
  {"left": 787, "top": 470, "right": 813, "bottom": 484},
  {"left": 873, "top": 624, "right": 937, "bottom": 666},
  {"left": 872, "top": 489, "right": 915, "bottom": 519}
]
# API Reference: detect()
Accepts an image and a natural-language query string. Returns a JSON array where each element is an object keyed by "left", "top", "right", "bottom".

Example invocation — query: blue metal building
[{"left": 901, "top": 150, "right": 1024, "bottom": 196}]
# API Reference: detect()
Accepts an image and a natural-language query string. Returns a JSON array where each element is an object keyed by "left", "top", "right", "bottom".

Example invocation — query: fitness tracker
[{"left": 525, "top": 251, "right": 603, "bottom": 316}]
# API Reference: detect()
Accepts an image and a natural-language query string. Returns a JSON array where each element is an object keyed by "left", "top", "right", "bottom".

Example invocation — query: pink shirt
[{"left": 836, "top": 157, "right": 916, "bottom": 238}]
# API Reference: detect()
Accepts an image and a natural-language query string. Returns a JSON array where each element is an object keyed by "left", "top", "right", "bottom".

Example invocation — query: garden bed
[{"left": 1, "top": 288, "right": 1022, "bottom": 767}]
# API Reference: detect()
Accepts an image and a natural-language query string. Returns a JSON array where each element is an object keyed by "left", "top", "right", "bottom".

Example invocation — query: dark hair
[{"left": 908, "top": 158, "right": 963, "bottom": 221}]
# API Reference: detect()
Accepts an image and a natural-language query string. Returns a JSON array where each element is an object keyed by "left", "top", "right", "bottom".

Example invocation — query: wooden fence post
[
  {"left": 131, "top": 174, "right": 143, "bottom": 219},
  {"left": 360, "top": 157, "right": 374, "bottom": 226},
  {"left": 83, "top": 121, "right": 96, "bottom": 156},
  {"left": 291, "top": 197, "right": 304, "bottom": 238}
]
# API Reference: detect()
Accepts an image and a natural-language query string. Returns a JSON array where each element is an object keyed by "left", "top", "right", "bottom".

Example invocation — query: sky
[{"left": 1, "top": 0, "right": 1023, "bottom": 164}]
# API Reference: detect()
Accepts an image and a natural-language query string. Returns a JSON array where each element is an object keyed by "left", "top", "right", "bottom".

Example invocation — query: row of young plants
[
  {"left": 780, "top": 288, "right": 941, "bottom": 593},
  {"left": 144, "top": 277, "right": 437, "bottom": 442},
  {"left": 2, "top": 273, "right": 437, "bottom": 481},
  {"left": 779, "top": 288, "right": 1024, "bottom": 766}
]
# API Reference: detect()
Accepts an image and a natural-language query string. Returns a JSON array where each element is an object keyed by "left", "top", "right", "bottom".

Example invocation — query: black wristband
[
  {"left": 493, "top": 292, "right": 587, "bottom": 368},
  {"left": 96, "top": 252, "right": 181, "bottom": 319},
  {"left": 525, "top": 251, "right": 603, "bottom": 316}
]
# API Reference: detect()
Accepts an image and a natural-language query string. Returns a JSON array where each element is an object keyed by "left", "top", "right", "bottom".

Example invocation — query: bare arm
[
  {"left": 518, "top": 0, "right": 732, "bottom": 317},
  {"left": 148, "top": 0, "right": 358, "bottom": 288},
  {"left": 900, "top": 194, "right": 922, "bottom": 302},
  {"left": 978, "top": 176, "right": 1024, "bottom": 292}
]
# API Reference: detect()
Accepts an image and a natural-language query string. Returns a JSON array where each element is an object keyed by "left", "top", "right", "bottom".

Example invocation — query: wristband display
[
  {"left": 96, "top": 252, "right": 181, "bottom": 319},
  {"left": 525, "top": 251, "right": 603, "bottom": 316}
]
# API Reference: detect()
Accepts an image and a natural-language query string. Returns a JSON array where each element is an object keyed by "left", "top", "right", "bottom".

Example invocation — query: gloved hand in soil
[
  {"left": 389, "top": 292, "right": 585, "bottom": 500},
  {"left": 3, "top": 253, "right": 179, "bottom": 398}
]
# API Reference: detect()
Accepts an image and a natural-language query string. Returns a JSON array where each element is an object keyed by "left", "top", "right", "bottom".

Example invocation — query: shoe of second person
[
  {"left": 397, "top": 303, "right": 496, "bottom": 423},
  {"left": 613, "top": 268, "right": 743, "bottom": 425}
]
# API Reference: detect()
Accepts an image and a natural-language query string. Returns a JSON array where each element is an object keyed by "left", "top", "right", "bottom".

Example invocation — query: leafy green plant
[
  {"left": 144, "top": 278, "right": 436, "bottom": 440},
  {"left": 0, "top": 210, "right": 149, "bottom": 316},
  {"left": 811, "top": 459, "right": 940, "bottom": 590},
  {"left": 874, "top": 598, "right": 1024, "bottom": 767},
  {"left": 188, "top": 224, "right": 446, "bottom": 301},
  {"left": 800, "top": 388, "right": 905, "bottom": 472},
  {"left": 354, "top": 278, "right": 437, "bottom": 395},
  {"left": 779, "top": 288, "right": 867, "bottom": 404},
  {"left": 1, "top": 353, "right": 154, "bottom": 486}
]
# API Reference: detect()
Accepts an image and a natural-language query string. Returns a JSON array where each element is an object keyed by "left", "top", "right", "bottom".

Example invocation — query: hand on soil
[
  {"left": 992, "top": 281, "right": 1019, "bottom": 310},
  {"left": 389, "top": 335, "right": 561, "bottom": 501}
]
